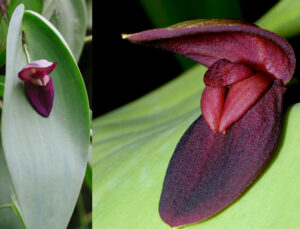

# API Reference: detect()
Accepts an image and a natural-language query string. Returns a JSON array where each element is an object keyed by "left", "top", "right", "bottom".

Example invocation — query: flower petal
[
  {"left": 219, "top": 73, "right": 272, "bottom": 133},
  {"left": 25, "top": 77, "right": 54, "bottom": 117},
  {"left": 204, "top": 59, "right": 254, "bottom": 87},
  {"left": 159, "top": 82, "right": 285, "bottom": 227},
  {"left": 200, "top": 86, "right": 226, "bottom": 132},
  {"left": 18, "top": 60, "right": 56, "bottom": 82}
]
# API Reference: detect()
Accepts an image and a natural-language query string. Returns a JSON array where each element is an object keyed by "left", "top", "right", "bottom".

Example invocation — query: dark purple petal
[
  {"left": 25, "top": 77, "right": 54, "bottom": 117},
  {"left": 18, "top": 60, "right": 56, "bottom": 82},
  {"left": 159, "top": 82, "right": 285, "bottom": 227},
  {"left": 124, "top": 19, "right": 295, "bottom": 84}
]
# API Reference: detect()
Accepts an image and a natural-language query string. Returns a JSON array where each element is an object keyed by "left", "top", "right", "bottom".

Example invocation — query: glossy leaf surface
[{"left": 2, "top": 5, "right": 90, "bottom": 228}]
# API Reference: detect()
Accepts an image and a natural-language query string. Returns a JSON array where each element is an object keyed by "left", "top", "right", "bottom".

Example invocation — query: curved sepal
[{"left": 124, "top": 19, "right": 295, "bottom": 84}]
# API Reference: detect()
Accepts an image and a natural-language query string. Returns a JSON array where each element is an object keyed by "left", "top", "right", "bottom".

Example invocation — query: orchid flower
[
  {"left": 124, "top": 19, "right": 296, "bottom": 227},
  {"left": 18, "top": 59, "right": 56, "bottom": 117}
]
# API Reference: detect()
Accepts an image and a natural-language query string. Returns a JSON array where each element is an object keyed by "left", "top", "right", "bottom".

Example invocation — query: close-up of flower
[
  {"left": 18, "top": 59, "right": 56, "bottom": 117},
  {"left": 94, "top": 1, "right": 300, "bottom": 229},
  {"left": 124, "top": 18, "right": 295, "bottom": 226}
]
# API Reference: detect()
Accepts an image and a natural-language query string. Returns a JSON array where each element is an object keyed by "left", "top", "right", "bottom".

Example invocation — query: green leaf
[
  {"left": 84, "top": 163, "right": 92, "bottom": 191},
  {"left": 0, "top": 0, "right": 42, "bottom": 67},
  {"left": 2, "top": 4, "right": 90, "bottom": 229},
  {"left": 256, "top": 0, "right": 300, "bottom": 38},
  {"left": 93, "top": 65, "right": 205, "bottom": 228},
  {"left": 139, "top": 0, "right": 242, "bottom": 70},
  {"left": 93, "top": 61, "right": 300, "bottom": 228},
  {"left": 0, "top": 75, "right": 5, "bottom": 98},
  {"left": 42, "top": 0, "right": 56, "bottom": 16},
  {"left": 0, "top": 142, "right": 23, "bottom": 229},
  {"left": 43, "top": 0, "right": 87, "bottom": 61}
]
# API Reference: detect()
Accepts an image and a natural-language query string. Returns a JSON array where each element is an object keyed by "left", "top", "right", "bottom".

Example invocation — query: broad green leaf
[
  {"left": 93, "top": 62, "right": 300, "bottom": 228},
  {"left": 0, "top": 0, "right": 42, "bottom": 67},
  {"left": 43, "top": 0, "right": 87, "bottom": 61},
  {"left": 2, "top": 4, "right": 90, "bottom": 229},
  {"left": 93, "top": 65, "right": 205, "bottom": 228},
  {"left": 139, "top": 0, "right": 242, "bottom": 70},
  {"left": 256, "top": 0, "right": 300, "bottom": 38},
  {"left": 0, "top": 141, "right": 23, "bottom": 229},
  {"left": 41, "top": 0, "right": 56, "bottom": 17}
]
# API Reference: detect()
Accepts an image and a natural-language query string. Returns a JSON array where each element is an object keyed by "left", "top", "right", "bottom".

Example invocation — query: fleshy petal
[
  {"left": 204, "top": 59, "right": 254, "bottom": 87},
  {"left": 18, "top": 60, "right": 56, "bottom": 82},
  {"left": 200, "top": 86, "right": 226, "bottom": 132},
  {"left": 219, "top": 73, "right": 272, "bottom": 133},
  {"left": 159, "top": 82, "right": 285, "bottom": 227},
  {"left": 25, "top": 77, "right": 54, "bottom": 117}
]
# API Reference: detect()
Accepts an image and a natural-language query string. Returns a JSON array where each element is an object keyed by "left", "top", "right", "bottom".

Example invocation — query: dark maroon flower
[
  {"left": 124, "top": 19, "right": 296, "bottom": 227},
  {"left": 18, "top": 59, "right": 56, "bottom": 117}
]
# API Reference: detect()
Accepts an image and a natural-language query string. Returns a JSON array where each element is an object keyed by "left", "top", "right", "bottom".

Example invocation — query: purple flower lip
[{"left": 18, "top": 59, "right": 56, "bottom": 117}]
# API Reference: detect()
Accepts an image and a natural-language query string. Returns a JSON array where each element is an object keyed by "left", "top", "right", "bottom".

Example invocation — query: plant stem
[
  {"left": 0, "top": 203, "right": 12, "bottom": 209},
  {"left": 11, "top": 202, "right": 26, "bottom": 228},
  {"left": 84, "top": 35, "right": 92, "bottom": 44},
  {"left": 22, "top": 31, "right": 31, "bottom": 63}
]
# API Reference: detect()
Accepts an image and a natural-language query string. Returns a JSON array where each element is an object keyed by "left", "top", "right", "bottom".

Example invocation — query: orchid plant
[
  {"left": 94, "top": 1, "right": 300, "bottom": 229},
  {"left": 0, "top": 1, "right": 91, "bottom": 229}
]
